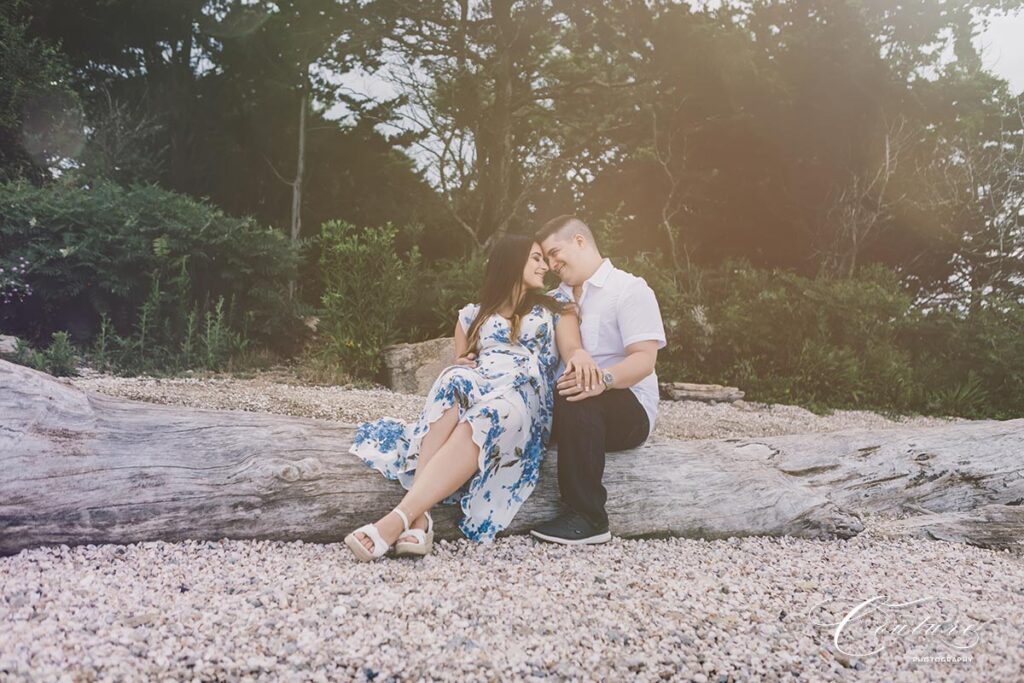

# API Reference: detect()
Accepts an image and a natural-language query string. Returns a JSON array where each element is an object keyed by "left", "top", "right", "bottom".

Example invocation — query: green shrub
[
  {"left": 410, "top": 251, "right": 487, "bottom": 338},
  {"left": 0, "top": 254, "right": 31, "bottom": 304},
  {"left": 622, "top": 256, "right": 1024, "bottom": 418},
  {"left": 4, "top": 337, "right": 42, "bottom": 371},
  {"left": 903, "top": 300, "right": 1024, "bottom": 419},
  {"left": 2, "top": 331, "right": 78, "bottom": 376},
  {"left": 0, "top": 178, "right": 308, "bottom": 356},
  {"left": 317, "top": 220, "right": 420, "bottom": 380},
  {"left": 88, "top": 278, "right": 250, "bottom": 376},
  {"left": 201, "top": 296, "right": 238, "bottom": 369},
  {"left": 41, "top": 330, "right": 77, "bottom": 376}
]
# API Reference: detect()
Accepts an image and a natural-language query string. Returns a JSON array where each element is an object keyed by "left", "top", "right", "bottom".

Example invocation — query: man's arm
[
  {"left": 558, "top": 277, "right": 665, "bottom": 401},
  {"left": 556, "top": 340, "right": 658, "bottom": 399},
  {"left": 605, "top": 278, "right": 665, "bottom": 388},
  {"left": 601, "top": 340, "right": 659, "bottom": 389}
]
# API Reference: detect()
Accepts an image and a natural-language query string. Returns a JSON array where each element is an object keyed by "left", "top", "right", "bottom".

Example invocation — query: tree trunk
[
  {"left": 288, "top": 90, "right": 307, "bottom": 300},
  {"left": 168, "top": 8, "right": 198, "bottom": 192},
  {"left": 478, "top": 0, "right": 515, "bottom": 250},
  {"left": 3, "top": 360, "right": 1023, "bottom": 556},
  {"left": 291, "top": 90, "right": 306, "bottom": 246}
]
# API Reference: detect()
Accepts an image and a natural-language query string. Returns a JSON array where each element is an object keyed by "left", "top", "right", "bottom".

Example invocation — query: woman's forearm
[{"left": 554, "top": 312, "right": 584, "bottom": 359}]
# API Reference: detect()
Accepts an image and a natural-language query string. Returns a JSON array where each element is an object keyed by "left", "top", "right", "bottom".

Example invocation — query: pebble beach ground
[{"left": 1, "top": 370, "right": 1020, "bottom": 682}]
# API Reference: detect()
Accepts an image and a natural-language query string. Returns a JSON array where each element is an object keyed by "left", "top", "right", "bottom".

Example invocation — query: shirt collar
[
  {"left": 588, "top": 258, "right": 613, "bottom": 288},
  {"left": 557, "top": 258, "right": 613, "bottom": 295}
]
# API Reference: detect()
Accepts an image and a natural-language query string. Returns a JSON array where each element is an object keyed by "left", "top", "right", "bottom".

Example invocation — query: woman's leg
[
  {"left": 398, "top": 405, "right": 460, "bottom": 542},
  {"left": 355, "top": 422, "right": 480, "bottom": 552}
]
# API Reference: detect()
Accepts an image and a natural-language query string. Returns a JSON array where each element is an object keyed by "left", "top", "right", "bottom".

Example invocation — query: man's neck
[
  {"left": 571, "top": 256, "right": 605, "bottom": 302},
  {"left": 579, "top": 256, "right": 605, "bottom": 283}
]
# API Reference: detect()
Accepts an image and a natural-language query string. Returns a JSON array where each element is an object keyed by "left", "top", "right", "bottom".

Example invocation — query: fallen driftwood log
[
  {"left": 660, "top": 382, "right": 745, "bottom": 402},
  {"left": 2, "top": 360, "right": 1022, "bottom": 556},
  {"left": 731, "top": 423, "right": 1024, "bottom": 516},
  {"left": 873, "top": 504, "right": 1024, "bottom": 552},
  {"left": 0, "top": 361, "right": 859, "bottom": 555}
]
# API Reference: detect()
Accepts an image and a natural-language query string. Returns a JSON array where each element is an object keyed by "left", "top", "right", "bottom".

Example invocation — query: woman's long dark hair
[{"left": 463, "top": 234, "right": 571, "bottom": 355}]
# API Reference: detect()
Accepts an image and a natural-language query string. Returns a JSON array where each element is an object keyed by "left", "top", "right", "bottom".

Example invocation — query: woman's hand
[
  {"left": 564, "top": 349, "right": 600, "bottom": 393},
  {"left": 454, "top": 352, "right": 477, "bottom": 368}
]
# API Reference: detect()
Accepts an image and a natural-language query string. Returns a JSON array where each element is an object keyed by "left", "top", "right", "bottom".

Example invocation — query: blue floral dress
[{"left": 349, "top": 294, "right": 570, "bottom": 542}]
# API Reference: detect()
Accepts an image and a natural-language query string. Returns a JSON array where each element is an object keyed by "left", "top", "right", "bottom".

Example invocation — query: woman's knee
[{"left": 447, "top": 421, "right": 478, "bottom": 451}]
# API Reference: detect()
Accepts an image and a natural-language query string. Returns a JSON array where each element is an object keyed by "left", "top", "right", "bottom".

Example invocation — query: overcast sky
[{"left": 979, "top": 11, "right": 1024, "bottom": 93}]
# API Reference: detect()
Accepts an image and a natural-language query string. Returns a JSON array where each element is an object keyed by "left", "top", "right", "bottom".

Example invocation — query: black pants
[{"left": 551, "top": 388, "right": 650, "bottom": 529}]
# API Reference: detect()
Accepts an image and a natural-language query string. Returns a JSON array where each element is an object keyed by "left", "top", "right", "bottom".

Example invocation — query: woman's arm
[
  {"left": 554, "top": 307, "right": 582, "bottom": 357},
  {"left": 453, "top": 317, "right": 476, "bottom": 367},
  {"left": 554, "top": 309, "right": 600, "bottom": 392}
]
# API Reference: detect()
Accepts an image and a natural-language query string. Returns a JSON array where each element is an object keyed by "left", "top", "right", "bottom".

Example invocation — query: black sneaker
[{"left": 530, "top": 511, "right": 611, "bottom": 545}]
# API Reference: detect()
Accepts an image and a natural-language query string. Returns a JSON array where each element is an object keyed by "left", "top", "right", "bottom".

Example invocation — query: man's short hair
[{"left": 535, "top": 215, "right": 594, "bottom": 245}]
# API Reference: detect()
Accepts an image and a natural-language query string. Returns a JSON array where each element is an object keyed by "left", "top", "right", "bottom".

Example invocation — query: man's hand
[
  {"left": 454, "top": 352, "right": 477, "bottom": 368},
  {"left": 557, "top": 369, "right": 607, "bottom": 402}
]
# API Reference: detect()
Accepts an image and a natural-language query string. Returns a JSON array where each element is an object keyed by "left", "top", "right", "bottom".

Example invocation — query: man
[{"left": 531, "top": 215, "right": 667, "bottom": 545}]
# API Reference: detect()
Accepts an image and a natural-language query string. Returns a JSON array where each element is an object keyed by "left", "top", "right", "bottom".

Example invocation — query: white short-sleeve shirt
[{"left": 553, "top": 259, "right": 667, "bottom": 438}]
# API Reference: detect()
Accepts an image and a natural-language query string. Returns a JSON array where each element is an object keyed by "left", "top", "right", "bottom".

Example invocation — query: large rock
[
  {"left": 382, "top": 336, "right": 455, "bottom": 395},
  {"left": 0, "top": 335, "right": 20, "bottom": 355}
]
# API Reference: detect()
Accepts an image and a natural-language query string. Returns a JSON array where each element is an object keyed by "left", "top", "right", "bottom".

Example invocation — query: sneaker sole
[{"left": 529, "top": 529, "right": 612, "bottom": 545}]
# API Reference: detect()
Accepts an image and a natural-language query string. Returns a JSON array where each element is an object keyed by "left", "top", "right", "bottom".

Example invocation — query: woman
[{"left": 345, "top": 234, "right": 600, "bottom": 560}]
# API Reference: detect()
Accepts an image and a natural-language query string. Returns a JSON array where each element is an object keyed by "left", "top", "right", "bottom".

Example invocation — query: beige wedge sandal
[
  {"left": 394, "top": 511, "right": 434, "bottom": 557},
  {"left": 343, "top": 507, "right": 411, "bottom": 562}
]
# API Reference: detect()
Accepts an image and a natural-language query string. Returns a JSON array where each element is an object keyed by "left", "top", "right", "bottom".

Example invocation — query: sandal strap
[
  {"left": 392, "top": 507, "right": 411, "bottom": 532},
  {"left": 399, "top": 528, "right": 427, "bottom": 545},
  {"left": 355, "top": 523, "right": 390, "bottom": 557},
  {"left": 423, "top": 511, "right": 434, "bottom": 533}
]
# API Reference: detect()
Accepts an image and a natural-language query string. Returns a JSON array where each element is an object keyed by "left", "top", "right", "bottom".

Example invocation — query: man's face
[{"left": 540, "top": 233, "right": 584, "bottom": 286}]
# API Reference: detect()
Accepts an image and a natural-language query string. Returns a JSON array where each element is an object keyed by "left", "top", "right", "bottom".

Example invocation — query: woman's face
[{"left": 521, "top": 242, "right": 549, "bottom": 289}]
